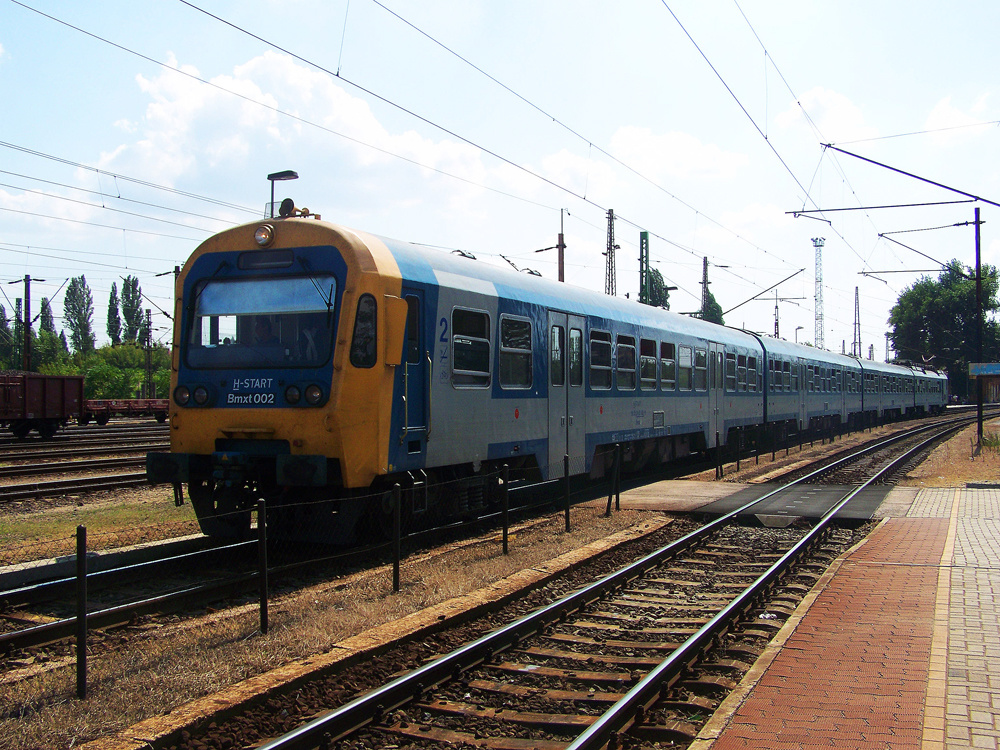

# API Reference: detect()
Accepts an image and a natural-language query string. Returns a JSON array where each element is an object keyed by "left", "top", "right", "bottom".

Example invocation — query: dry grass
[
  {"left": 0, "top": 486, "right": 198, "bottom": 566},
  {"left": 899, "top": 417, "right": 1000, "bottom": 487},
  {"left": 0, "top": 506, "right": 654, "bottom": 750}
]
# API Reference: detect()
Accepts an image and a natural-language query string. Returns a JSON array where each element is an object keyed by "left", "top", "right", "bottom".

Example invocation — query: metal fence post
[
  {"left": 76, "top": 525, "right": 87, "bottom": 700},
  {"left": 257, "top": 499, "right": 268, "bottom": 635},
  {"left": 392, "top": 484, "right": 401, "bottom": 593},
  {"left": 502, "top": 465, "right": 509, "bottom": 555},
  {"left": 614, "top": 443, "right": 621, "bottom": 512},
  {"left": 564, "top": 454, "right": 571, "bottom": 532},
  {"left": 604, "top": 445, "right": 618, "bottom": 517}
]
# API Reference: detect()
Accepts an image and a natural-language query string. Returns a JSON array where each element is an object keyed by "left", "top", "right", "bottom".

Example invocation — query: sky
[{"left": 2, "top": 0, "right": 1000, "bottom": 358}]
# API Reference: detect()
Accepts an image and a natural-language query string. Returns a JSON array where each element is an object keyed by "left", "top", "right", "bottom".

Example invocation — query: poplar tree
[
  {"left": 122, "top": 275, "right": 143, "bottom": 343},
  {"left": 64, "top": 275, "right": 96, "bottom": 353},
  {"left": 107, "top": 282, "right": 122, "bottom": 346}
]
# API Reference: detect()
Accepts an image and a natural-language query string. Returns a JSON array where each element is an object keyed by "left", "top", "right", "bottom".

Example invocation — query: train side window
[
  {"left": 660, "top": 342, "right": 676, "bottom": 390},
  {"left": 590, "top": 330, "right": 612, "bottom": 390},
  {"left": 405, "top": 296, "right": 420, "bottom": 364},
  {"left": 693, "top": 348, "right": 708, "bottom": 391},
  {"left": 452, "top": 308, "right": 491, "bottom": 388},
  {"left": 569, "top": 328, "right": 583, "bottom": 387},
  {"left": 678, "top": 345, "right": 693, "bottom": 391},
  {"left": 748, "top": 356, "right": 758, "bottom": 392},
  {"left": 639, "top": 338, "right": 657, "bottom": 390},
  {"left": 785, "top": 361, "right": 793, "bottom": 392},
  {"left": 725, "top": 353, "right": 737, "bottom": 392},
  {"left": 500, "top": 317, "right": 533, "bottom": 389},
  {"left": 737, "top": 354, "right": 747, "bottom": 391},
  {"left": 616, "top": 335, "right": 637, "bottom": 390},
  {"left": 549, "top": 324, "right": 565, "bottom": 388},
  {"left": 349, "top": 294, "right": 378, "bottom": 368}
]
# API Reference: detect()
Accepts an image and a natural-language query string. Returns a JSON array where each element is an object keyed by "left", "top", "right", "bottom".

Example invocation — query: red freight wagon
[
  {"left": 0, "top": 372, "right": 85, "bottom": 439},
  {"left": 81, "top": 398, "right": 169, "bottom": 425}
]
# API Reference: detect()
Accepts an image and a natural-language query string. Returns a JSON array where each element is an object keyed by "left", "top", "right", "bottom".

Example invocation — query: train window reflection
[
  {"left": 452, "top": 308, "right": 491, "bottom": 388},
  {"left": 185, "top": 275, "right": 336, "bottom": 369},
  {"left": 500, "top": 317, "right": 532, "bottom": 389}
]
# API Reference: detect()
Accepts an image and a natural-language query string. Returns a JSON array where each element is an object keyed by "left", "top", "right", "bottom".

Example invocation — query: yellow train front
[{"left": 148, "top": 209, "right": 410, "bottom": 540}]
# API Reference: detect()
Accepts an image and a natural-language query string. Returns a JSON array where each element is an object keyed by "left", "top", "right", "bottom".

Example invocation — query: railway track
[
  {"left": 143, "top": 415, "right": 964, "bottom": 750},
  {"left": 0, "top": 456, "right": 147, "bottom": 478},
  {"left": 0, "top": 472, "right": 148, "bottom": 503}
]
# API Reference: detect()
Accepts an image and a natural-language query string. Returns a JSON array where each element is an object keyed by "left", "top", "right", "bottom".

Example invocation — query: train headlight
[
  {"left": 305, "top": 384, "right": 323, "bottom": 405},
  {"left": 285, "top": 385, "right": 301, "bottom": 404},
  {"left": 254, "top": 224, "right": 275, "bottom": 247},
  {"left": 174, "top": 386, "right": 191, "bottom": 406},
  {"left": 193, "top": 386, "right": 209, "bottom": 406}
]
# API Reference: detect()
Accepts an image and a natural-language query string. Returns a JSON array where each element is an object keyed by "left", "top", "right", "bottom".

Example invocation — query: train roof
[
  {"left": 375, "top": 228, "right": 764, "bottom": 348},
  {"left": 753, "top": 336, "right": 862, "bottom": 366}
]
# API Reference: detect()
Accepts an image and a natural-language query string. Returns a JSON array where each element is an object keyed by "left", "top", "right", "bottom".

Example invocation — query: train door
[
  {"left": 399, "top": 290, "right": 427, "bottom": 454},
  {"left": 708, "top": 343, "right": 723, "bottom": 446},
  {"left": 547, "top": 312, "right": 586, "bottom": 479}
]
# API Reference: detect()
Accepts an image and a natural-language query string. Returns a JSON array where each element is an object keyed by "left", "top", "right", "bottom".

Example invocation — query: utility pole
[
  {"left": 773, "top": 291, "right": 779, "bottom": 338},
  {"left": 812, "top": 237, "right": 825, "bottom": 350},
  {"left": 7, "top": 275, "right": 39, "bottom": 371},
  {"left": 534, "top": 209, "right": 567, "bottom": 282},
  {"left": 145, "top": 308, "right": 153, "bottom": 398},
  {"left": 605, "top": 209, "right": 617, "bottom": 297},
  {"left": 853, "top": 287, "right": 861, "bottom": 357},
  {"left": 22, "top": 275, "right": 30, "bottom": 371},
  {"left": 976, "top": 206, "right": 984, "bottom": 442}
]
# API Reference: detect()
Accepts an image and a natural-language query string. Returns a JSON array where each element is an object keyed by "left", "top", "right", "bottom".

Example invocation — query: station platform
[{"left": 687, "top": 486, "right": 1000, "bottom": 750}]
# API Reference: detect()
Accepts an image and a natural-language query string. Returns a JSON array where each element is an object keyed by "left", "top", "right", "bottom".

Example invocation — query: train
[
  {"left": 0, "top": 372, "right": 84, "bottom": 438},
  {"left": 0, "top": 372, "right": 168, "bottom": 437},
  {"left": 145, "top": 207, "right": 949, "bottom": 541},
  {"left": 79, "top": 398, "right": 168, "bottom": 425}
]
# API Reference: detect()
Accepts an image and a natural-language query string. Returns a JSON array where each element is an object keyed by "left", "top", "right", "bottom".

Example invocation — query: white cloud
[
  {"left": 925, "top": 95, "right": 993, "bottom": 145},
  {"left": 775, "top": 87, "right": 878, "bottom": 144},
  {"left": 609, "top": 126, "right": 748, "bottom": 182}
]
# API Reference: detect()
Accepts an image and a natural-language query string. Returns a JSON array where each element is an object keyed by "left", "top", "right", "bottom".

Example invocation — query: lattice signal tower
[
  {"left": 605, "top": 209, "right": 617, "bottom": 296},
  {"left": 813, "top": 237, "right": 825, "bottom": 349}
]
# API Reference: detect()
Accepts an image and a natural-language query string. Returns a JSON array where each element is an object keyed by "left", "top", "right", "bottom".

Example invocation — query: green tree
[
  {"left": 889, "top": 259, "right": 1000, "bottom": 399},
  {"left": 39, "top": 297, "right": 56, "bottom": 334},
  {"left": 646, "top": 267, "right": 671, "bottom": 309},
  {"left": 700, "top": 290, "right": 725, "bottom": 326},
  {"left": 11, "top": 298, "right": 24, "bottom": 368},
  {"left": 64, "top": 275, "right": 96, "bottom": 353},
  {"left": 0, "top": 304, "right": 12, "bottom": 368},
  {"left": 35, "top": 329, "right": 71, "bottom": 370},
  {"left": 107, "top": 282, "right": 122, "bottom": 346},
  {"left": 121, "top": 275, "right": 143, "bottom": 343}
]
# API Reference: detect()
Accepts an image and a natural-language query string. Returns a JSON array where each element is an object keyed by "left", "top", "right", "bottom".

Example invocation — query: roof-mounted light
[{"left": 254, "top": 224, "right": 275, "bottom": 247}]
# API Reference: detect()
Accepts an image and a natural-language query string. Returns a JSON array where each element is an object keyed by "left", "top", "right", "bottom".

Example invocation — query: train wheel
[
  {"left": 11, "top": 421, "right": 31, "bottom": 440},
  {"left": 38, "top": 420, "right": 59, "bottom": 440},
  {"left": 95, "top": 414, "right": 110, "bottom": 426},
  {"left": 366, "top": 485, "right": 414, "bottom": 540},
  {"left": 189, "top": 480, "right": 252, "bottom": 539},
  {"left": 155, "top": 412, "right": 167, "bottom": 423}
]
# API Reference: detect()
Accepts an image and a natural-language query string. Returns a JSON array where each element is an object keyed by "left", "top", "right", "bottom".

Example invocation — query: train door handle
[
  {"left": 561, "top": 416, "right": 566, "bottom": 426},
  {"left": 568, "top": 415, "right": 574, "bottom": 426}
]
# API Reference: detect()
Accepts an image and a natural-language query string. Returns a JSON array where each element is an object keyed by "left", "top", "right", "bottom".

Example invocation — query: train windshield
[{"left": 184, "top": 275, "right": 337, "bottom": 369}]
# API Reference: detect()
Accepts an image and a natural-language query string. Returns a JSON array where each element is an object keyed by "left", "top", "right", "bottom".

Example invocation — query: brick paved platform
[{"left": 691, "top": 487, "right": 1000, "bottom": 750}]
